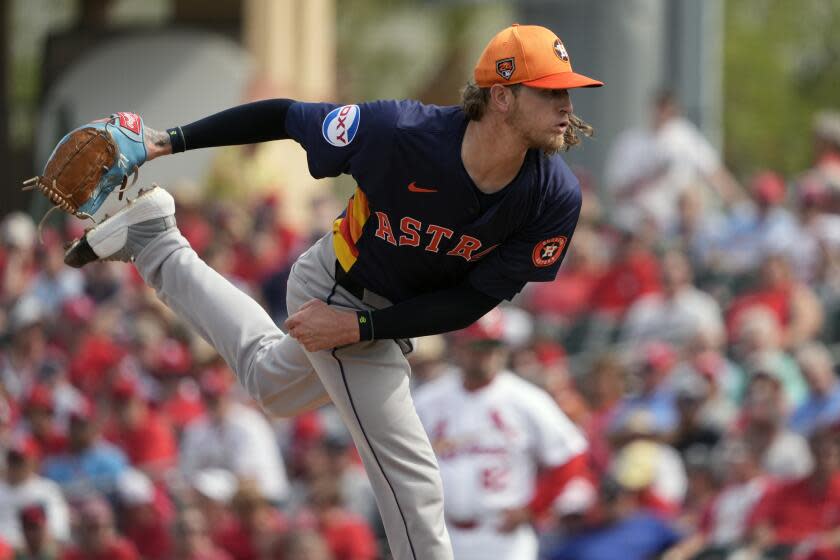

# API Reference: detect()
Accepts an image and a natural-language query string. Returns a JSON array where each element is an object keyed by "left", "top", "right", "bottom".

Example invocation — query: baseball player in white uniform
[{"left": 413, "top": 309, "right": 589, "bottom": 559}]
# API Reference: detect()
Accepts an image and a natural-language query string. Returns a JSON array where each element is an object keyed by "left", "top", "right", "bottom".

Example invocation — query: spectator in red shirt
[
  {"left": 189, "top": 469, "right": 238, "bottom": 538},
  {"left": 727, "top": 254, "right": 824, "bottom": 350},
  {"left": 67, "top": 334, "right": 125, "bottom": 397},
  {"left": 115, "top": 469, "right": 174, "bottom": 560},
  {"left": 744, "top": 427, "right": 840, "bottom": 560},
  {"left": 16, "top": 504, "right": 61, "bottom": 560},
  {"left": 172, "top": 508, "right": 232, "bottom": 560},
  {"left": 147, "top": 340, "right": 205, "bottom": 437},
  {"left": 21, "top": 385, "right": 67, "bottom": 461},
  {"left": 302, "top": 476, "right": 378, "bottom": 560},
  {"left": 61, "top": 498, "right": 139, "bottom": 560},
  {"left": 590, "top": 227, "right": 661, "bottom": 318},
  {"left": 213, "top": 480, "right": 287, "bottom": 560},
  {"left": 106, "top": 376, "right": 177, "bottom": 479}
]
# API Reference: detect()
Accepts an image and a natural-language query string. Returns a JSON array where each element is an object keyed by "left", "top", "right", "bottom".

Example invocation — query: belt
[
  {"left": 447, "top": 518, "right": 479, "bottom": 531},
  {"left": 334, "top": 260, "right": 367, "bottom": 301}
]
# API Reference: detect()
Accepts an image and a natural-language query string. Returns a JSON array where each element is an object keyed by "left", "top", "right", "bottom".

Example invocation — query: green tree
[{"left": 724, "top": 0, "right": 840, "bottom": 178}]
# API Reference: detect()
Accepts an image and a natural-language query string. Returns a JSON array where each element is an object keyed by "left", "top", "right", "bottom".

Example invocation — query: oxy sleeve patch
[
  {"left": 321, "top": 104, "right": 361, "bottom": 147},
  {"left": 531, "top": 236, "right": 567, "bottom": 267}
]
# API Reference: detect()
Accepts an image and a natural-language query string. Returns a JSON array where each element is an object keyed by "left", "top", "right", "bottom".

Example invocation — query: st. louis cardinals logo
[
  {"left": 553, "top": 39, "right": 569, "bottom": 62},
  {"left": 322, "top": 104, "right": 361, "bottom": 147},
  {"left": 532, "top": 236, "right": 567, "bottom": 267},
  {"left": 495, "top": 57, "right": 515, "bottom": 80}
]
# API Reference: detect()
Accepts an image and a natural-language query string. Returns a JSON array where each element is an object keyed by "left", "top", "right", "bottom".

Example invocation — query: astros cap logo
[
  {"left": 474, "top": 24, "right": 603, "bottom": 89},
  {"left": 553, "top": 39, "right": 569, "bottom": 62}
]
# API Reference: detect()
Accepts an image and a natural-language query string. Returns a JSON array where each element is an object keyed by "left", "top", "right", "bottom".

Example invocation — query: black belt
[{"left": 335, "top": 260, "right": 366, "bottom": 301}]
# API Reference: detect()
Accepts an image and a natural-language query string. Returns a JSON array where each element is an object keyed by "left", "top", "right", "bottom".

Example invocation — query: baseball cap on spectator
[
  {"left": 453, "top": 308, "right": 506, "bottom": 344},
  {"left": 7, "top": 437, "right": 39, "bottom": 463},
  {"left": 151, "top": 339, "right": 193, "bottom": 376},
  {"left": 111, "top": 375, "right": 143, "bottom": 403},
  {"left": 0, "top": 212, "right": 36, "bottom": 250},
  {"left": 500, "top": 306, "right": 534, "bottom": 346},
  {"left": 534, "top": 341, "right": 567, "bottom": 368},
  {"left": 116, "top": 469, "right": 155, "bottom": 506},
  {"left": 746, "top": 354, "right": 785, "bottom": 385},
  {"left": 640, "top": 341, "right": 677, "bottom": 373},
  {"left": 750, "top": 171, "right": 786, "bottom": 205},
  {"left": 673, "top": 372, "right": 710, "bottom": 402},
  {"left": 24, "top": 384, "right": 54, "bottom": 412},
  {"left": 610, "top": 440, "right": 659, "bottom": 491},
  {"left": 474, "top": 24, "right": 603, "bottom": 89},
  {"left": 292, "top": 412, "right": 324, "bottom": 447},
  {"left": 19, "top": 504, "right": 47, "bottom": 528},
  {"left": 8, "top": 296, "right": 44, "bottom": 333},
  {"left": 192, "top": 468, "right": 237, "bottom": 504}
]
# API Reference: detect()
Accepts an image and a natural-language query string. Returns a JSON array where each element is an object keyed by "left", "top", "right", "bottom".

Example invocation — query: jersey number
[{"left": 481, "top": 466, "right": 510, "bottom": 492}]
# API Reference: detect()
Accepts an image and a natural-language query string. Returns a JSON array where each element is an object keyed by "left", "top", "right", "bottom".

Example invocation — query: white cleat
[{"left": 64, "top": 186, "right": 176, "bottom": 268}]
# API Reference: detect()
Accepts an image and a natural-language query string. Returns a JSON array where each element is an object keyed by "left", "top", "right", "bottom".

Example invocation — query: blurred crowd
[{"left": 1, "top": 97, "right": 840, "bottom": 560}]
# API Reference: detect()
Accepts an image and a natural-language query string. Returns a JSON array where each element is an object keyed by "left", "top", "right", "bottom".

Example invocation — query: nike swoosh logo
[
  {"left": 408, "top": 181, "right": 437, "bottom": 193},
  {"left": 468, "top": 243, "right": 499, "bottom": 261}
]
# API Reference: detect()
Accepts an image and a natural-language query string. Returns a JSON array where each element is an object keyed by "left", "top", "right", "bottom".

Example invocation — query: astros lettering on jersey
[{"left": 285, "top": 100, "right": 582, "bottom": 304}]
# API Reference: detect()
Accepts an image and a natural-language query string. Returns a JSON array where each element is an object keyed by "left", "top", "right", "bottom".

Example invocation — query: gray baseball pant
[{"left": 134, "top": 229, "right": 453, "bottom": 560}]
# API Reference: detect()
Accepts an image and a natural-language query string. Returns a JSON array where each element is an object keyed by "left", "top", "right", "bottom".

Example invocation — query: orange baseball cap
[{"left": 474, "top": 24, "right": 603, "bottom": 89}]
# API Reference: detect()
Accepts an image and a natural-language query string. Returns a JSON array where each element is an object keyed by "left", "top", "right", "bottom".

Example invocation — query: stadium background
[{"left": 1, "top": 0, "right": 840, "bottom": 558}]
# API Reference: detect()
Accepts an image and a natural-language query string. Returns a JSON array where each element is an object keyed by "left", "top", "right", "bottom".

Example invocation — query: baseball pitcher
[{"left": 25, "top": 24, "right": 602, "bottom": 560}]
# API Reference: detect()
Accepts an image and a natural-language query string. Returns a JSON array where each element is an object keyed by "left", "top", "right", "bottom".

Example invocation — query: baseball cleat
[{"left": 64, "top": 186, "right": 176, "bottom": 268}]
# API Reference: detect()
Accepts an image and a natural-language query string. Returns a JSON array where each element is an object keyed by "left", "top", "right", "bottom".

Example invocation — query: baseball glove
[{"left": 23, "top": 112, "right": 147, "bottom": 222}]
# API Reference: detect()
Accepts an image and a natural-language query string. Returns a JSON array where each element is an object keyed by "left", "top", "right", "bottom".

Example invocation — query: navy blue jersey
[{"left": 285, "top": 99, "right": 582, "bottom": 303}]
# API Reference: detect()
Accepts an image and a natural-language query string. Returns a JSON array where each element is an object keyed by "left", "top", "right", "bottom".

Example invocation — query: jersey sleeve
[
  {"left": 284, "top": 100, "right": 401, "bottom": 180},
  {"left": 523, "top": 385, "right": 588, "bottom": 467},
  {"left": 469, "top": 180, "right": 582, "bottom": 301}
]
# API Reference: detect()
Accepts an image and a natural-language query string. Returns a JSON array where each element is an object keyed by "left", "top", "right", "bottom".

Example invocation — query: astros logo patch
[
  {"left": 495, "top": 58, "right": 515, "bottom": 80},
  {"left": 322, "top": 104, "right": 361, "bottom": 147},
  {"left": 553, "top": 39, "right": 569, "bottom": 62},
  {"left": 532, "top": 236, "right": 567, "bottom": 267}
]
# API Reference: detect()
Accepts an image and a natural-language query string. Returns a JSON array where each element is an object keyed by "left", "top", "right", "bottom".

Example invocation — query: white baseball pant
[{"left": 134, "top": 228, "right": 453, "bottom": 560}]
